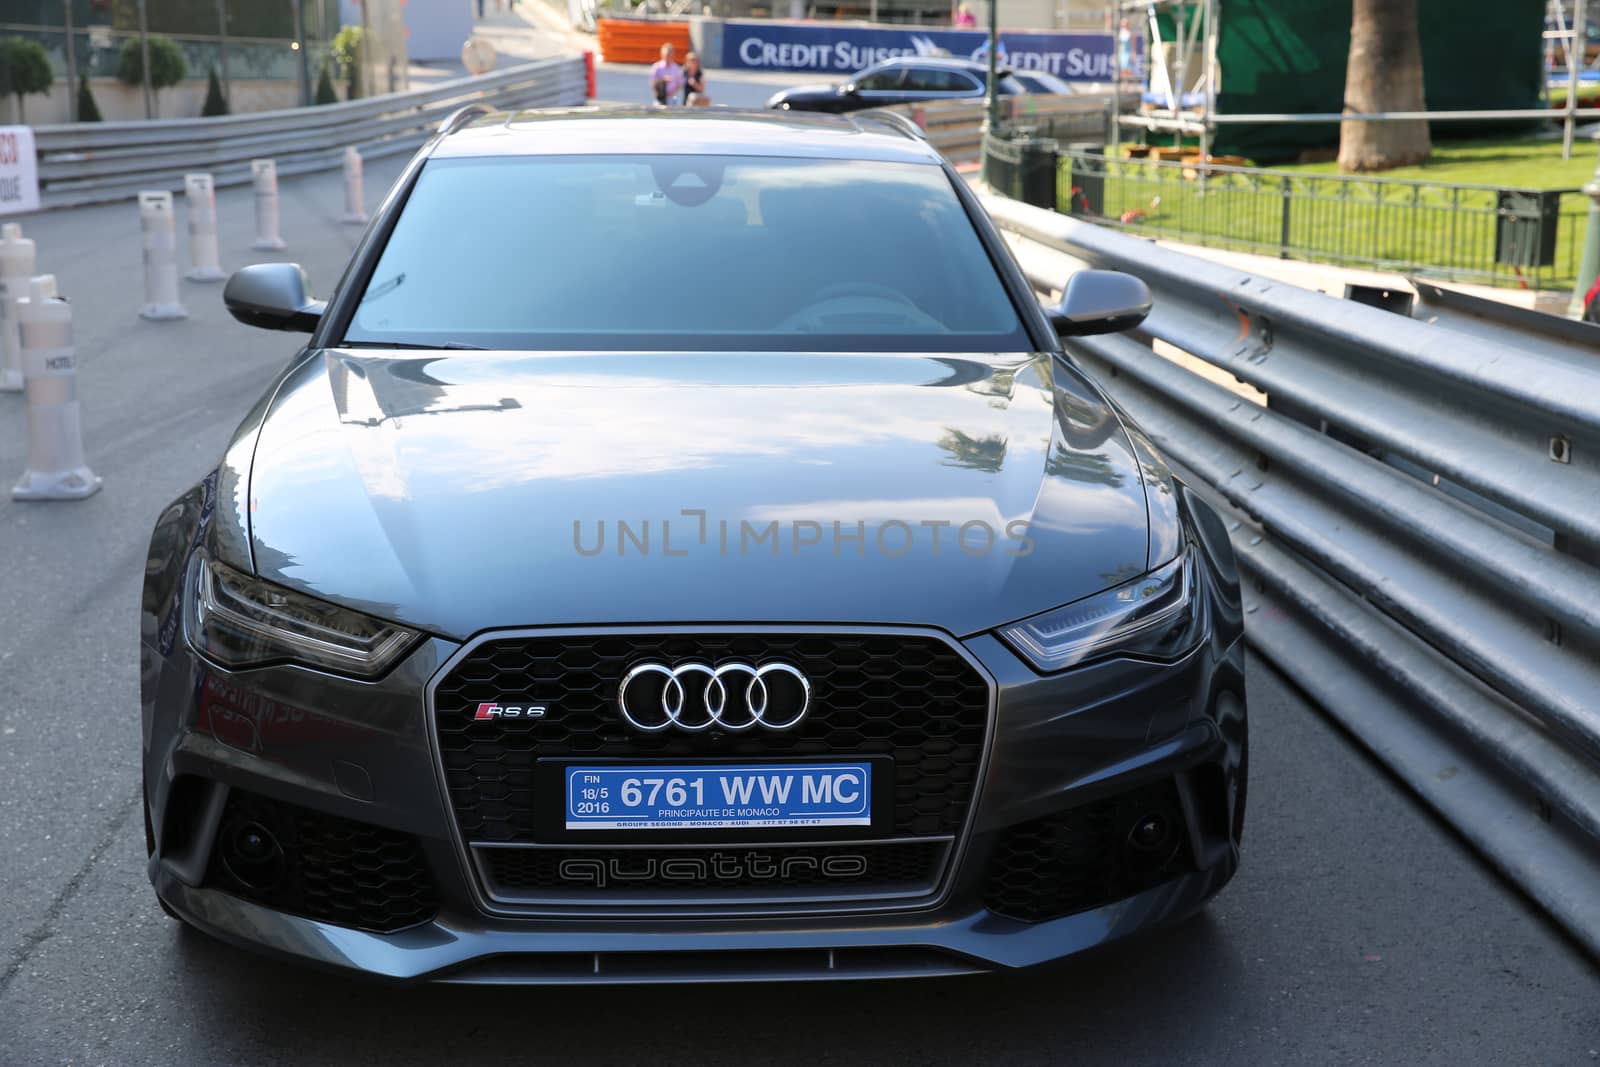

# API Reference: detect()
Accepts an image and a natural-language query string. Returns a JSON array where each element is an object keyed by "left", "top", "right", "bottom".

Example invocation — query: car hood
[{"left": 241, "top": 349, "right": 1156, "bottom": 641}]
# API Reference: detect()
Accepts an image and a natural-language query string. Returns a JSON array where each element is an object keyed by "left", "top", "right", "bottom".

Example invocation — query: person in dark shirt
[{"left": 682, "top": 52, "right": 708, "bottom": 106}]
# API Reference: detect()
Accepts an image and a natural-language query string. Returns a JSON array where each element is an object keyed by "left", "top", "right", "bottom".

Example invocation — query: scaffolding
[
  {"left": 1109, "top": 0, "right": 1219, "bottom": 159},
  {"left": 1546, "top": 0, "right": 1595, "bottom": 157}
]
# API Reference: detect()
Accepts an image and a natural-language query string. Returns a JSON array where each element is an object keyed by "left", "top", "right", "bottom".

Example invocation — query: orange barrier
[{"left": 597, "top": 19, "right": 692, "bottom": 65}]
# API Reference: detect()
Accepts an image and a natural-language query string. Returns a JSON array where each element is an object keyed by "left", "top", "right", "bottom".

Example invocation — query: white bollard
[
  {"left": 12, "top": 275, "right": 101, "bottom": 502},
  {"left": 184, "top": 173, "right": 226, "bottom": 282},
  {"left": 251, "top": 158, "right": 286, "bottom": 251},
  {"left": 340, "top": 146, "right": 369, "bottom": 225},
  {"left": 138, "top": 190, "right": 188, "bottom": 321},
  {"left": 0, "top": 223, "right": 36, "bottom": 393}
]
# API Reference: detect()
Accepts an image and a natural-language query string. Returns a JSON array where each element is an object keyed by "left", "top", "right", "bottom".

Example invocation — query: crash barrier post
[
  {"left": 340, "top": 147, "right": 369, "bottom": 226},
  {"left": 251, "top": 159, "right": 286, "bottom": 251},
  {"left": 12, "top": 275, "right": 101, "bottom": 502},
  {"left": 983, "top": 190, "right": 1600, "bottom": 957},
  {"left": 0, "top": 223, "right": 36, "bottom": 393},
  {"left": 138, "top": 191, "right": 188, "bottom": 321},
  {"left": 184, "top": 173, "right": 226, "bottom": 282}
]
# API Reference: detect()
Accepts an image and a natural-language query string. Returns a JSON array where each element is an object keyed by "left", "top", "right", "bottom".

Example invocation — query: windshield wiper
[
  {"left": 362, "top": 272, "right": 405, "bottom": 301},
  {"left": 339, "top": 340, "right": 487, "bottom": 351}
]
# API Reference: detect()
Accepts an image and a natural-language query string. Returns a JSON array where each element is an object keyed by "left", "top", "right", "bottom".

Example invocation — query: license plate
[{"left": 564, "top": 763, "right": 872, "bottom": 831}]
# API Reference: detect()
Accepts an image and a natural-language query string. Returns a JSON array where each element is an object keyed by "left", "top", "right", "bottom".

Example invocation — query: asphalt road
[{"left": 0, "top": 160, "right": 1595, "bottom": 1066}]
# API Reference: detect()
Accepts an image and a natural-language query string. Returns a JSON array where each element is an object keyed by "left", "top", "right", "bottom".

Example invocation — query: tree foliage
[
  {"left": 0, "top": 37, "right": 54, "bottom": 122},
  {"left": 201, "top": 65, "right": 228, "bottom": 116},
  {"left": 116, "top": 36, "right": 188, "bottom": 91},
  {"left": 332, "top": 25, "right": 365, "bottom": 99}
]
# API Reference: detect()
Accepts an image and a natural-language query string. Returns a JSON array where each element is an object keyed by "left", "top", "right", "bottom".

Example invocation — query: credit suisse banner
[
  {"left": 723, "top": 21, "right": 1123, "bottom": 80},
  {"left": 0, "top": 127, "right": 40, "bottom": 216}
]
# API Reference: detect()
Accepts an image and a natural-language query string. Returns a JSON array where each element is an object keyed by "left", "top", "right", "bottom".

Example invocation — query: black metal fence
[
  {"left": 982, "top": 130, "right": 1061, "bottom": 210},
  {"left": 1058, "top": 150, "right": 1588, "bottom": 290}
]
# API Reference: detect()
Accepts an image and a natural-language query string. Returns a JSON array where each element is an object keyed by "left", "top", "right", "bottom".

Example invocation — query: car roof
[
  {"left": 433, "top": 107, "right": 945, "bottom": 165},
  {"left": 876, "top": 55, "right": 988, "bottom": 70},
  {"left": 874, "top": 55, "right": 1015, "bottom": 76}
]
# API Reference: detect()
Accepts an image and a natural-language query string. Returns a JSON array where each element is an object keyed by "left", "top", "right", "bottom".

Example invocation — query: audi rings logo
[{"left": 617, "top": 662, "right": 811, "bottom": 733}]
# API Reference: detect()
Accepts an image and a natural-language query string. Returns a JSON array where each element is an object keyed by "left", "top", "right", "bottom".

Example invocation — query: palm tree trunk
[{"left": 1338, "top": 0, "right": 1431, "bottom": 172}]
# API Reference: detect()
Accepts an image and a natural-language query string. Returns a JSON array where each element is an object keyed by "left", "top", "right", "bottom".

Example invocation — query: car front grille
[
  {"left": 477, "top": 840, "right": 948, "bottom": 905},
  {"left": 431, "top": 631, "right": 991, "bottom": 907},
  {"left": 981, "top": 779, "right": 1196, "bottom": 923},
  {"left": 206, "top": 789, "right": 439, "bottom": 934}
]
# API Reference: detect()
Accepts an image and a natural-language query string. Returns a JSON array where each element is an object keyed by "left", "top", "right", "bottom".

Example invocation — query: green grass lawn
[
  {"left": 1059, "top": 137, "right": 1594, "bottom": 289},
  {"left": 1276, "top": 136, "right": 1600, "bottom": 190}
]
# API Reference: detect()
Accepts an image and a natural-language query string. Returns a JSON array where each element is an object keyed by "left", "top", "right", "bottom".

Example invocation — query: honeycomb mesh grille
[
  {"left": 981, "top": 779, "right": 1195, "bottom": 923},
  {"left": 433, "top": 633, "right": 990, "bottom": 844},
  {"left": 206, "top": 790, "right": 439, "bottom": 934},
  {"left": 481, "top": 840, "right": 946, "bottom": 895}
]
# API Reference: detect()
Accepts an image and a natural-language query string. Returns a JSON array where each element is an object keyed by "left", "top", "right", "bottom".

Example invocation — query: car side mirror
[
  {"left": 223, "top": 263, "right": 326, "bottom": 333},
  {"left": 839, "top": 82, "right": 859, "bottom": 96},
  {"left": 1046, "top": 269, "right": 1152, "bottom": 338}
]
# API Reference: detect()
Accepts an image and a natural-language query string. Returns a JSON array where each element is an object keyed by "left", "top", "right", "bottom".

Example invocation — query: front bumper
[
  {"left": 142, "top": 617, "right": 1245, "bottom": 982},
  {"left": 152, "top": 839, "right": 1237, "bottom": 983}
]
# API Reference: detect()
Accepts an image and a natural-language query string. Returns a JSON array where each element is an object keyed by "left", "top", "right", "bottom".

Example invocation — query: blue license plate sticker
[{"left": 565, "top": 763, "right": 871, "bottom": 830}]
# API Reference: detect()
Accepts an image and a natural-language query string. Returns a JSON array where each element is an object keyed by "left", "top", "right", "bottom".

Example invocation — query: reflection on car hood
[{"left": 242, "top": 350, "right": 1156, "bottom": 640}]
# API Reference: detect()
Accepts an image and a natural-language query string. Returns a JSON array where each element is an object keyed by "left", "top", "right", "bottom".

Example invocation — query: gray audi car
[{"left": 140, "top": 107, "right": 1246, "bottom": 983}]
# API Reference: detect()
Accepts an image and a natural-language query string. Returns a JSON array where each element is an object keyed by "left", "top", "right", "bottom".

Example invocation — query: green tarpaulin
[{"left": 1210, "top": 0, "right": 1546, "bottom": 162}]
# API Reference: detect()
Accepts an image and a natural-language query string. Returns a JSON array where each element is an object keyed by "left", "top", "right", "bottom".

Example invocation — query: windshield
[{"left": 342, "top": 154, "right": 1031, "bottom": 352}]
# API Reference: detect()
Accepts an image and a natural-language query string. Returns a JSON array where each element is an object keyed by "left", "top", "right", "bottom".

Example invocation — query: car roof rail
[
  {"left": 853, "top": 109, "right": 927, "bottom": 142},
  {"left": 438, "top": 103, "right": 495, "bottom": 136}
]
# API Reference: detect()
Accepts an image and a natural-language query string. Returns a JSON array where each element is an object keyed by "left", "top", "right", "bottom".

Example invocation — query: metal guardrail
[
  {"left": 879, "top": 92, "right": 1131, "bottom": 165},
  {"left": 33, "top": 56, "right": 589, "bottom": 209},
  {"left": 1059, "top": 150, "right": 1588, "bottom": 291},
  {"left": 983, "top": 192, "right": 1600, "bottom": 956}
]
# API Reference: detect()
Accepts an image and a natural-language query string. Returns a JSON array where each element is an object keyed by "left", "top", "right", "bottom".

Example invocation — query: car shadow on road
[{"left": 169, "top": 908, "right": 1244, "bottom": 1061}]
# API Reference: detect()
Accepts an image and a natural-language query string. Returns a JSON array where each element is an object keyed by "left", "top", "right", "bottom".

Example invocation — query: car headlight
[
  {"left": 998, "top": 549, "right": 1197, "bottom": 672},
  {"left": 183, "top": 550, "right": 418, "bottom": 678}
]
